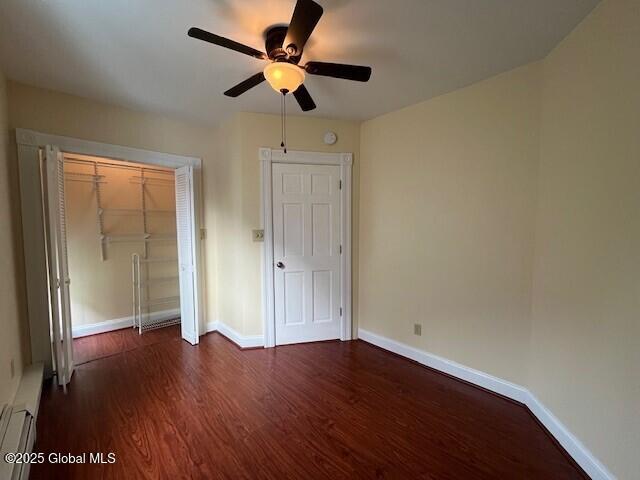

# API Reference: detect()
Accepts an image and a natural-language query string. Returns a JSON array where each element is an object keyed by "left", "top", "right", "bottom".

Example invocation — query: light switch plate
[{"left": 253, "top": 229, "right": 265, "bottom": 242}]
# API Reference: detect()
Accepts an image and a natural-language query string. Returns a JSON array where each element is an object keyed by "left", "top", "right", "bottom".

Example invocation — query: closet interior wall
[{"left": 63, "top": 155, "right": 179, "bottom": 334}]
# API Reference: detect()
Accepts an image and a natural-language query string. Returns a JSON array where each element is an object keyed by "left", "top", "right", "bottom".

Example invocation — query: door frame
[
  {"left": 260, "top": 148, "right": 352, "bottom": 348},
  {"left": 16, "top": 129, "right": 204, "bottom": 376}
]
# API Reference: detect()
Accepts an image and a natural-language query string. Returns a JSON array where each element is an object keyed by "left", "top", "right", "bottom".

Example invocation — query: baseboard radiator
[{"left": 0, "top": 363, "right": 44, "bottom": 480}]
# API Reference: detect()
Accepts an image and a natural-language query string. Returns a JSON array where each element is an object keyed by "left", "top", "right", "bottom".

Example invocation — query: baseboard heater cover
[{"left": 0, "top": 363, "right": 44, "bottom": 480}]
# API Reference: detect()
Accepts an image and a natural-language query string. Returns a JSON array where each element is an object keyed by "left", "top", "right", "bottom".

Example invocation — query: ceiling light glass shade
[{"left": 264, "top": 62, "right": 305, "bottom": 93}]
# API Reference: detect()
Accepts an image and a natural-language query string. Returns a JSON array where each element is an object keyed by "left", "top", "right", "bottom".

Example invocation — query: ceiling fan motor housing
[{"left": 265, "top": 26, "right": 301, "bottom": 63}]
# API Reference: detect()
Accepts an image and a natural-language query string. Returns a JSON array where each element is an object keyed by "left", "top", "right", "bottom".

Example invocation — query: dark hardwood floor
[
  {"left": 33, "top": 332, "right": 587, "bottom": 479},
  {"left": 73, "top": 324, "right": 181, "bottom": 365}
]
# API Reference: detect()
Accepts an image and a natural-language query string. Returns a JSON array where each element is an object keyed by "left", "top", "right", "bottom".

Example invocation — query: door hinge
[
  {"left": 339, "top": 180, "right": 342, "bottom": 190},
  {"left": 339, "top": 245, "right": 342, "bottom": 254},
  {"left": 339, "top": 307, "right": 343, "bottom": 316}
]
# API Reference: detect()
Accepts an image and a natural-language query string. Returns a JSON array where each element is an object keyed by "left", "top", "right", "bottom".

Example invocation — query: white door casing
[
  {"left": 175, "top": 165, "right": 199, "bottom": 345},
  {"left": 261, "top": 148, "right": 353, "bottom": 348},
  {"left": 44, "top": 145, "right": 74, "bottom": 386},
  {"left": 272, "top": 163, "right": 342, "bottom": 345}
]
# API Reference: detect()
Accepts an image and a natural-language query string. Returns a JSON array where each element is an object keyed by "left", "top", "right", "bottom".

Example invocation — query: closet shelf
[
  {"left": 140, "top": 276, "right": 179, "bottom": 287},
  {"left": 98, "top": 208, "right": 175, "bottom": 216},
  {"left": 65, "top": 172, "right": 107, "bottom": 184},
  {"left": 102, "top": 233, "right": 176, "bottom": 243},
  {"left": 102, "top": 233, "right": 149, "bottom": 243},
  {"left": 142, "top": 296, "right": 180, "bottom": 307},
  {"left": 129, "top": 176, "right": 174, "bottom": 186},
  {"left": 146, "top": 234, "right": 177, "bottom": 243},
  {"left": 132, "top": 254, "right": 181, "bottom": 334},
  {"left": 139, "top": 257, "right": 178, "bottom": 264},
  {"left": 139, "top": 316, "right": 181, "bottom": 332}
]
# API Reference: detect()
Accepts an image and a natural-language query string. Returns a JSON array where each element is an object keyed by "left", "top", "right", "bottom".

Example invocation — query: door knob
[{"left": 276, "top": 261, "right": 285, "bottom": 269}]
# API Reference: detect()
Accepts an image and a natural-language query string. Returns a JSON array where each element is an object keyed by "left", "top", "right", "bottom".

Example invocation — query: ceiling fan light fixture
[{"left": 264, "top": 62, "right": 305, "bottom": 94}]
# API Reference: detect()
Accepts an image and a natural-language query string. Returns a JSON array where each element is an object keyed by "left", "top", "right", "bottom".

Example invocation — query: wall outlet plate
[
  {"left": 414, "top": 324, "right": 422, "bottom": 336},
  {"left": 253, "top": 229, "right": 265, "bottom": 242}
]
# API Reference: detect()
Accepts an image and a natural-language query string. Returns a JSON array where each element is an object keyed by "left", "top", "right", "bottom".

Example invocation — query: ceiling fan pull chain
[
  {"left": 284, "top": 92, "right": 288, "bottom": 154},
  {"left": 280, "top": 90, "right": 288, "bottom": 154},
  {"left": 280, "top": 92, "right": 284, "bottom": 150}
]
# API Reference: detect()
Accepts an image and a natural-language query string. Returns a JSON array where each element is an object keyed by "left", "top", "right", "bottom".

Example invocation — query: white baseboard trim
[
  {"left": 358, "top": 328, "right": 529, "bottom": 403},
  {"left": 206, "top": 321, "right": 264, "bottom": 349},
  {"left": 358, "top": 328, "right": 614, "bottom": 480},
  {"left": 72, "top": 309, "right": 180, "bottom": 338},
  {"left": 525, "top": 391, "right": 613, "bottom": 480}
]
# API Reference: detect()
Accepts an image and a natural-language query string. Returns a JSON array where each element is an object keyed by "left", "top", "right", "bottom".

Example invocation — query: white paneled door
[
  {"left": 272, "top": 163, "right": 342, "bottom": 345},
  {"left": 175, "top": 165, "right": 199, "bottom": 345}
]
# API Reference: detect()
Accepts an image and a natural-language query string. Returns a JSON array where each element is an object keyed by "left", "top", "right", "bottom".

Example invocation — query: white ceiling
[{"left": 0, "top": 0, "right": 598, "bottom": 126}]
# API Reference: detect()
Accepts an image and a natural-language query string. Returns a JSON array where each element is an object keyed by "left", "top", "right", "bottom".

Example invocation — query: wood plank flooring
[
  {"left": 33, "top": 332, "right": 588, "bottom": 479},
  {"left": 73, "top": 325, "right": 180, "bottom": 365}
]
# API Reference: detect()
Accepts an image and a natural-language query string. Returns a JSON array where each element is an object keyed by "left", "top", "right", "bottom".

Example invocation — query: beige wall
[
  {"left": 209, "top": 112, "right": 361, "bottom": 335},
  {"left": 3, "top": 1, "right": 637, "bottom": 473},
  {"left": 529, "top": 0, "right": 640, "bottom": 477},
  {"left": 359, "top": 63, "right": 541, "bottom": 384},
  {"left": 64, "top": 159, "right": 178, "bottom": 327},
  {"left": 0, "top": 69, "right": 27, "bottom": 404},
  {"left": 7, "top": 82, "right": 218, "bottom": 333},
  {"left": 6, "top": 84, "right": 361, "bottom": 339},
  {"left": 357, "top": 0, "right": 639, "bottom": 476}
]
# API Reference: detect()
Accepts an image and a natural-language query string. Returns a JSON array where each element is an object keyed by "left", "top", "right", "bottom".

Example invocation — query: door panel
[
  {"left": 273, "top": 163, "right": 341, "bottom": 345},
  {"left": 175, "top": 165, "right": 199, "bottom": 345},
  {"left": 44, "top": 145, "right": 74, "bottom": 386},
  {"left": 312, "top": 270, "right": 332, "bottom": 322},
  {"left": 284, "top": 271, "right": 304, "bottom": 325}
]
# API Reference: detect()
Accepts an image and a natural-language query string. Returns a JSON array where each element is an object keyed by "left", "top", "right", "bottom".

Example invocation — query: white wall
[{"left": 529, "top": 0, "right": 640, "bottom": 477}]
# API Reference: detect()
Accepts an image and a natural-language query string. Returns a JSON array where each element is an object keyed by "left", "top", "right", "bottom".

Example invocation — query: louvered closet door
[
  {"left": 175, "top": 165, "right": 199, "bottom": 344},
  {"left": 45, "top": 145, "right": 74, "bottom": 386},
  {"left": 272, "top": 163, "right": 342, "bottom": 345}
]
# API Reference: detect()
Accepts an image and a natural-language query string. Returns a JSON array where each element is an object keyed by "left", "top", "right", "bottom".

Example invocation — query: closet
[{"left": 64, "top": 154, "right": 181, "bottom": 337}]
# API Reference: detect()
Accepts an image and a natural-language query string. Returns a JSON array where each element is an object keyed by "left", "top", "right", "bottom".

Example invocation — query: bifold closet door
[
  {"left": 175, "top": 165, "right": 199, "bottom": 344},
  {"left": 44, "top": 145, "right": 74, "bottom": 386}
]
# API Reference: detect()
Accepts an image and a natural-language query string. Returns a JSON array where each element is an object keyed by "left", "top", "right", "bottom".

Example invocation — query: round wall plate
[{"left": 323, "top": 131, "right": 337, "bottom": 145}]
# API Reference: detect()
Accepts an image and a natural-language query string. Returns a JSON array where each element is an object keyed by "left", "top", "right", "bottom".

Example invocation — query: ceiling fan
[{"left": 188, "top": 0, "right": 372, "bottom": 112}]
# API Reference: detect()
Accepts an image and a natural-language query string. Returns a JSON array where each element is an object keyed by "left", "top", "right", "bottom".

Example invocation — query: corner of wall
[{"left": 0, "top": 70, "right": 29, "bottom": 405}]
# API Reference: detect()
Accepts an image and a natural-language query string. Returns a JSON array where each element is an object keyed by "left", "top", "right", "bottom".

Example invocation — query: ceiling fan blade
[
  {"left": 224, "top": 72, "right": 266, "bottom": 97},
  {"left": 293, "top": 84, "right": 316, "bottom": 112},
  {"left": 283, "top": 0, "right": 324, "bottom": 57},
  {"left": 188, "top": 27, "right": 266, "bottom": 60},
  {"left": 305, "top": 62, "right": 372, "bottom": 82}
]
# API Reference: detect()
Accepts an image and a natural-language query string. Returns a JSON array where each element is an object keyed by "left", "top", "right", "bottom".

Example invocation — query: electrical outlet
[
  {"left": 414, "top": 323, "right": 422, "bottom": 336},
  {"left": 252, "top": 229, "right": 265, "bottom": 242},
  {"left": 10, "top": 358, "right": 15, "bottom": 379}
]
